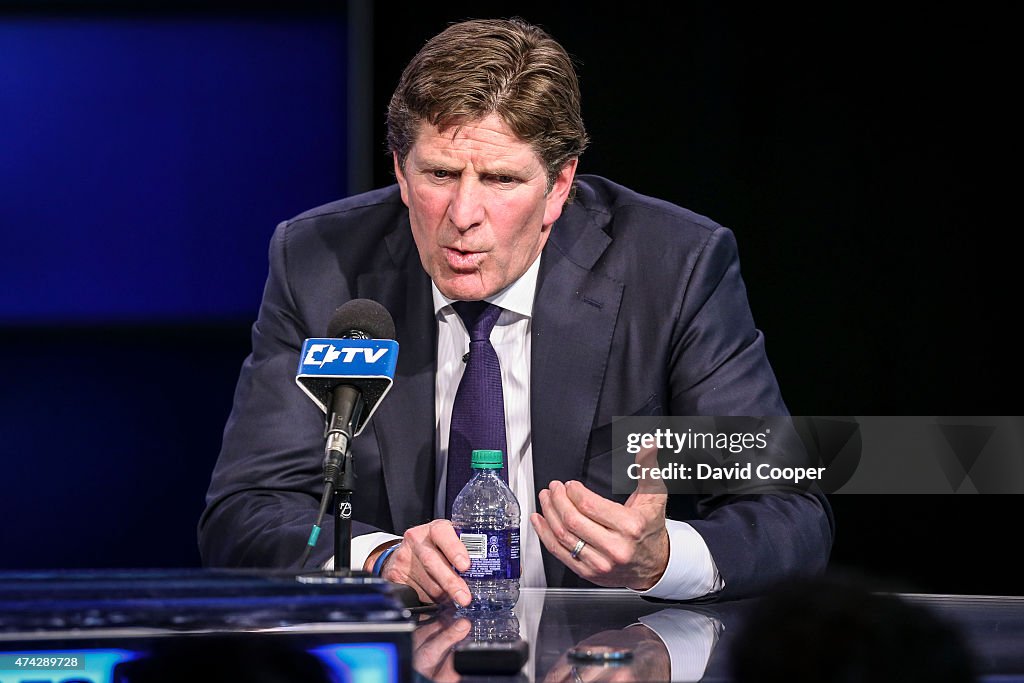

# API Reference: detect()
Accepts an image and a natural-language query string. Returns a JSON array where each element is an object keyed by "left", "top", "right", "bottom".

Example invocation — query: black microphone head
[{"left": 327, "top": 299, "right": 396, "bottom": 340}]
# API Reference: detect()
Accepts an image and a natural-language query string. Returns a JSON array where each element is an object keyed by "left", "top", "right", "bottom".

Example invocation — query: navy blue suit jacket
[{"left": 198, "top": 175, "right": 833, "bottom": 599}]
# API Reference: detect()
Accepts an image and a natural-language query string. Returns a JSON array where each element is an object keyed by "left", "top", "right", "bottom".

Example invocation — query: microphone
[
  {"left": 295, "top": 299, "right": 398, "bottom": 466},
  {"left": 294, "top": 299, "right": 398, "bottom": 572}
]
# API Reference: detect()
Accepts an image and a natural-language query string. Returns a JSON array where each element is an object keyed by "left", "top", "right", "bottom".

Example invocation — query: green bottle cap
[{"left": 470, "top": 449, "right": 504, "bottom": 469}]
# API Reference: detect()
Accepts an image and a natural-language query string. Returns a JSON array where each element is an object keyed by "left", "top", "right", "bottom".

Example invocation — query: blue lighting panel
[
  {"left": 0, "top": 16, "right": 348, "bottom": 322},
  {"left": 310, "top": 643, "right": 400, "bottom": 683},
  {"left": 0, "top": 644, "right": 399, "bottom": 683}
]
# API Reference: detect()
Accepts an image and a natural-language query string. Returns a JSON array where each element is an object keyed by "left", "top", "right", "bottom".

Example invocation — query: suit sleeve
[
  {"left": 197, "top": 221, "right": 381, "bottom": 569},
  {"left": 667, "top": 226, "right": 834, "bottom": 600}
]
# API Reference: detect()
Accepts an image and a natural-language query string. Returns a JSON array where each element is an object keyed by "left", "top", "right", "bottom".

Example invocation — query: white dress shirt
[
  {"left": 432, "top": 256, "right": 546, "bottom": 589},
  {"left": 344, "top": 255, "right": 723, "bottom": 600}
]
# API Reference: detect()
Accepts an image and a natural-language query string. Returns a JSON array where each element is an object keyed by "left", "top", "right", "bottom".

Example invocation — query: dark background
[{"left": 1, "top": 2, "right": 1016, "bottom": 594}]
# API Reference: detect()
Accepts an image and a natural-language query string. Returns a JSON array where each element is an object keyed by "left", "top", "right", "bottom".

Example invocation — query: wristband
[{"left": 372, "top": 543, "right": 400, "bottom": 576}]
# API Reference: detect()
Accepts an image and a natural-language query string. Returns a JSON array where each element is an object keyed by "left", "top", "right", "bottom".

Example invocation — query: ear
[
  {"left": 394, "top": 152, "right": 410, "bottom": 206},
  {"left": 542, "top": 158, "right": 579, "bottom": 227}
]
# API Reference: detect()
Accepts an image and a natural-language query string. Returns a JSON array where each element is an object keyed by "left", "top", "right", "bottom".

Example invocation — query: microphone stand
[
  {"left": 297, "top": 385, "right": 369, "bottom": 583},
  {"left": 331, "top": 448, "right": 356, "bottom": 574},
  {"left": 322, "top": 385, "right": 364, "bottom": 576},
  {"left": 296, "top": 382, "right": 422, "bottom": 607}
]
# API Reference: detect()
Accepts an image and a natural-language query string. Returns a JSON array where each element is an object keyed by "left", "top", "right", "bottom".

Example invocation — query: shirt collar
[{"left": 431, "top": 253, "right": 541, "bottom": 319}]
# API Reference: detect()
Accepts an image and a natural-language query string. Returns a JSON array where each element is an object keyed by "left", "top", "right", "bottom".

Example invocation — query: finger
[
  {"left": 385, "top": 545, "right": 445, "bottom": 604},
  {"left": 428, "top": 522, "right": 472, "bottom": 602},
  {"left": 539, "top": 483, "right": 582, "bottom": 554},
  {"left": 532, "top": 511, "right": 607, "bottom": 578},
  {"left": 431, "top": 520, "right": 471, "bottom": 572},
  {"left": 565, "top": 480, "right": 663, "bottom": 530},
  {"left": 548, "top": 480, "right": 621, "bottom": 552},
  {"left": 530, "top": 512, "right": 574, "bottom": 564},
  {"left": 394, "top": 523, "right": 467, "bottom": 605},
  {"left": 417, "top": 547, "right": 471, "bottom": 607},
  {"left": 404, "top": 572, "right": 445, "bottom": 606}
]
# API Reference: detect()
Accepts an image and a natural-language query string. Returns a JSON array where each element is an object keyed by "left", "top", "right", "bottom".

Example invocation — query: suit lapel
[
  {"left": 357, "top": 225, "right": 438, "bottom": 532},
  {"left": 531, "top": 199, "right": 623, "bottom": 587}
]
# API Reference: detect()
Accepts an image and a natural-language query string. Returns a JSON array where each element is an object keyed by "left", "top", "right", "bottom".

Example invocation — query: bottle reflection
[
  {"left": 412, "top": 608, "right": 524, "bottom": 682},
  {"left": 413, "top": 597, "right": 724, "bottom": 682},
  {"left": 467, "top": 608, "right": 520, "bottom": 642}
]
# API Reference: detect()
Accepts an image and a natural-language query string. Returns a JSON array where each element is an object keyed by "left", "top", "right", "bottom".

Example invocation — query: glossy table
[
  {"left": 417, "top": 588, "right": 1024, "bottom": 681},
  {"left": 0, "top": 569, "right": 415, "bottom": 682},
  {"left": 1, "top": 572, "right": 1021, "bottom": 682}
]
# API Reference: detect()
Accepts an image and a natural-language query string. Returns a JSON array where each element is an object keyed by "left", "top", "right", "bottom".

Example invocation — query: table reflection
[
  {"left": 411, "top": 584, "right": 1024, "bottom": 682},
  {"left": 412, "top": 590, "right": 730, "bottom": 682}
]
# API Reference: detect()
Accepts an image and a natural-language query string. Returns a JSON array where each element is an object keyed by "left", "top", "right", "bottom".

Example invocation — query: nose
[{"left": 447, "top": 177, "right": 485, "bottom": 232}]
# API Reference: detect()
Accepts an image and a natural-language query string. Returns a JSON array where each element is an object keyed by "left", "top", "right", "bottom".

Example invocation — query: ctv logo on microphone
[
  {"left": 295, "top": 337, "right": 400, "bottom": 427},
  {"left": 296, "top": 338, "right": 399, "bottom": 379},
  {"left": 303, "top": 344, "right": 389, "bottom": 367}
]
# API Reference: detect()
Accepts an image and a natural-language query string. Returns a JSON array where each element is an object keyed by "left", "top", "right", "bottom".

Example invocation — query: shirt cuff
[
  {"left": 638, "top": 609, "right": 722, "bottom": 681},
  {"left": 323, "top": 531, "right": 402, "bottom": 572},
  {"left": 630, "top": 520, "right": 724, "bottom": 600}
]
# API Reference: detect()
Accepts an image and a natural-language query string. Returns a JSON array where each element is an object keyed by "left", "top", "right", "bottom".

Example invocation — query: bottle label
[{"left": 454, "top": 527, "right": 520, "bottom": 580}]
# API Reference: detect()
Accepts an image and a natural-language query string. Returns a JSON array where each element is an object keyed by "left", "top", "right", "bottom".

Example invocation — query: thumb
[
  {"left": 625, "top": 487, "right": 668, "bottom": 512},
  {"left": 632, "top": 444, "right": 670, "bottom": 498}
]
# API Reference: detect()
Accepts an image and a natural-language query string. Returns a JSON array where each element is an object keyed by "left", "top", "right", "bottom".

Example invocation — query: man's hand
[
  {"left": 531, "top": 477, "right": 669, "bottom": 591},
  {"left": 412, "top": 611, "right": 472, "bottom": 683},
  {"left": 370, "top": 519, "right": 473, "bottom": 607}
]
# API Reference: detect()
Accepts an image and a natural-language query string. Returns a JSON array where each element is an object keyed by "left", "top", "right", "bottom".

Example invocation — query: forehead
[{"left": 409, "top": 114, "right": 540, "bottom": 166}]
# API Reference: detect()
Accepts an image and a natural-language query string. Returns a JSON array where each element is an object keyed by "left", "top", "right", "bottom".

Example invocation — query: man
[{"left": 199, "top": 18, "right": 832, "bottom": 604}]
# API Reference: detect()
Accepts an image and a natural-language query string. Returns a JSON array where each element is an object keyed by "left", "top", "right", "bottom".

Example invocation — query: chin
[
  {"left": 436, "top": 277, "right": 492, "bottom": 302},
  {"left": 445, "top": 288, "right": 489, "bottom": 302}
]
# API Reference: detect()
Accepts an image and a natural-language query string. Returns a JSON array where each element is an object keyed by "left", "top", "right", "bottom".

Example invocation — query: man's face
[{"left": 395, "top": 113, "right": 577, "bottom": 301}]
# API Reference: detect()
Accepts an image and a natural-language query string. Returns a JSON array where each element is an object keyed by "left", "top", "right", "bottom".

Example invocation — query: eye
[
  {"left": 496, "top": 175, "right": 516, "bottom": 184},
  {"left": 431, "top": 169, "right": 450, "bottom": 179}
]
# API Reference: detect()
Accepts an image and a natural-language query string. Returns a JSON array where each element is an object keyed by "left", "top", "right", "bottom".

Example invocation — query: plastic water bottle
[{"left": 450, "top": 449, "right": 520, "bottom": 611}]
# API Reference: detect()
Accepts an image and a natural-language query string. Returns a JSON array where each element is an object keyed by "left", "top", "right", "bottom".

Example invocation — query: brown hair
[{"left": 387, "top": 18, "right": 588, "bottom": 196}]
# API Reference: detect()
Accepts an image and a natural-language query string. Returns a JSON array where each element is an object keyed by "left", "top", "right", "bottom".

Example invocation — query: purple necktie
[{"left": 446, "top": 301, "right": 508, "bottom": 518}]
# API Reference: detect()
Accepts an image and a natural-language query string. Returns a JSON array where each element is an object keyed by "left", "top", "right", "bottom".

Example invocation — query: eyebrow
[
  {"left": 414, "top": 157, "right": 532, "bottom": 178},
  {"left": 479, "top": 166, "right": 527, "bottom": 178}
]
